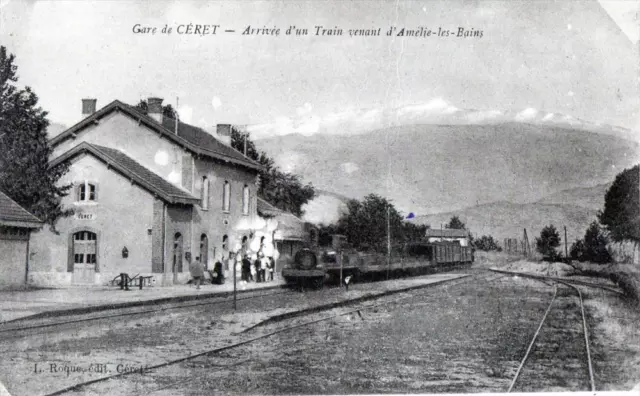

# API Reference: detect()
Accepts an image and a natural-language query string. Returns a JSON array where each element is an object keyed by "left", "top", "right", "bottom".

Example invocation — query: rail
[{"left": 505, "top": 273, "right": 596, "bottom": 392}]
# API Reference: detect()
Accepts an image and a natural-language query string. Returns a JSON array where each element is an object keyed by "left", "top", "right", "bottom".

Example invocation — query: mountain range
[
  {"left": 255, "top": 122, "right": 637, "bottom": 213},
  {"left": 253, "top": 121, "right": 636, "bottom": 242}
]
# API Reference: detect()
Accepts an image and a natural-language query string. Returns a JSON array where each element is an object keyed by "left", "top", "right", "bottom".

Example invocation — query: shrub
[{"left": 474, "top": 235, "right": 502, "bottom": 252}]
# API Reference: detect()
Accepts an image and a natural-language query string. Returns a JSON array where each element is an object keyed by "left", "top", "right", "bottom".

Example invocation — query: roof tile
[
  {"left": 0, "top": 191, "right": 43, "bottom": 227},
  {"left": 88, "top": 144, "right": 198, "bottom": 204}
]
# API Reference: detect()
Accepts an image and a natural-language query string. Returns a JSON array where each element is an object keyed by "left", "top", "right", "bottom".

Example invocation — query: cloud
[
  {"left": 396, "top": 98, "right": 459, "bottom": 118},
  {"left": 245, "top": 98, "right": 609, "bottom": 141},
  {"left": 542, "top": 112, "right": 555, "bottom": 121},
  {"left": 515, "top": 107, "right": 538, "bottom": 121}
]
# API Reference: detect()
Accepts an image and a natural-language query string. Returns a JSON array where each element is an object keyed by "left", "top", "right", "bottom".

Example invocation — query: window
[
  {"left": 201, "top": 176, "right": 209, "bottom": 210},
  {"left": 242, "top": 185, "right": 250, "bottom": 215},
  {"left": 77, "top": 181, "right": 97, "bottom": 202},
  {"left": 222, "top": 181, "right": 230, "bottom": 212}
]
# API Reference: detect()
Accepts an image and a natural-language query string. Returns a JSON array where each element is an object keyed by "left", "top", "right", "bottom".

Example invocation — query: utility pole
[
  {"left": 233, "top": 253, "right": 237, "bottom": 310},
  {"left": 564, "top": 226, "right": 569, "bottom": 259},
  {"left": 386, "top": 205, "right": 391, "bottom": 280},
  {"left": 175, "top": 97, "right": 179, "bottom": 135}
]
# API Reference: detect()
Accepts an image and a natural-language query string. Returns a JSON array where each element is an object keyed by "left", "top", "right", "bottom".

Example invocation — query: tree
[
  {"left": 578, "top": 221, "right": 612, "bottom": 263},
  {"left": 535, "top": 224, "right": 561, "bottom": 260},
  {"left": 230, "top": 128, "right": 315, "bottom": 217},
  {"left": 134, "top": 99, "right": 177, "bottom": 120},
  {"left": 598, "top": 165, "right": 639, "bottom": 244},
  {"left": 446, "top": 216, "right": 465, "bottom": 229},
  {"left": 570, "top": 239, "right": 585, "bottom": 261},
  {"left": 328, "top": 194, "right": 427, "bottom": 252},
  {"left": 474, "top": 235, "right": 502, "bottom": 252},
  {"left": 0, "top": 46, "right": 72, "bottom": 230}
]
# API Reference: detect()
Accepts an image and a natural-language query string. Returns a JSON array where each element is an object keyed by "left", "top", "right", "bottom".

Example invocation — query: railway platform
[
  {"left": 0, "top": 278, "right": 285, "bottom": 323},
  {"left": 0, "top": 272, "right": 473, "bottom": 325}
]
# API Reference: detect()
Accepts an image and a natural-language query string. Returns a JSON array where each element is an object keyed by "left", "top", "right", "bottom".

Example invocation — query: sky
[{"left": 1, "top": 0, "right": 639, "bottom": 138}]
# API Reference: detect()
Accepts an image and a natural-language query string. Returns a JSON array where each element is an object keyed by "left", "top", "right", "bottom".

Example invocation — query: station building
[{"left": 28, "top": 97, "right": 272, "bottom": 287}]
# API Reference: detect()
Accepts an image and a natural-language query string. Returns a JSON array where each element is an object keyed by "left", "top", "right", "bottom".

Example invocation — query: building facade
[
  {"left": 29, "top": 98, "right": 265, "bottom": 287},
  {"left": 0, "top": 191, "right": 43, "bottom": 289}
]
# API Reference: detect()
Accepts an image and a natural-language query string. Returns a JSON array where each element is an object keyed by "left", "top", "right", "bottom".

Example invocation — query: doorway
[
  {"left": 173, "top": 232, "right": 183, "bottom": 283},
  {"left": 200, "top": 234, "right": 208, "bottom": 270},
  {"left": 71, "top": 230, "right": 97, "bottom": 284}
]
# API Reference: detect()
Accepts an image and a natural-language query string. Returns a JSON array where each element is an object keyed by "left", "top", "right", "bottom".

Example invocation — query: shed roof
[
  {"left": 51, "top": 142, "right": 200, "bottom": 205},
  {"left": 425, "top": 228, "right": 469, "bottom": 238},
  {"left": 0, "top": 190, "right": 43, "bottom": 228},
  {"left": 257, "top": 198, "right": 308, "bottom": 241}
]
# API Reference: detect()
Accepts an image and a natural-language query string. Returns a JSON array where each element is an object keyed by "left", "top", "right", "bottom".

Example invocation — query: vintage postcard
[{"left": 0, "top": 0, "right": 639, "bottom": 395}]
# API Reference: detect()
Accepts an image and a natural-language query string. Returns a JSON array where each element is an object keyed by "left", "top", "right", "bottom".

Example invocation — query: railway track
[
  {"left": 40, "top": 270, "right": 500, "bottom": 396},
  {"left": 508, "top": 280, "right": 595, "bottom": 392}
]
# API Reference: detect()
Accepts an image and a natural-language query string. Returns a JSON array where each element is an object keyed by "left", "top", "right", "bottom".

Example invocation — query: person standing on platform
[
  {"left": 267, "top": 257, "right": 275, "bottom": 281},
  {"left": 190, "top": 256, "right": 205, "bottom": 290}
]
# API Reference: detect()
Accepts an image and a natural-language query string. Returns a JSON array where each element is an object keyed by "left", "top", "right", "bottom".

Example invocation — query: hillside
[
  {"left": 256, "top": 122, "right": 639, "bottom": 216},
  {"left": 407, "top": 201, "right": 598, "bottom": 246},
  {"left": 535, "top": 182, "right": 611, "bottom": 210}
]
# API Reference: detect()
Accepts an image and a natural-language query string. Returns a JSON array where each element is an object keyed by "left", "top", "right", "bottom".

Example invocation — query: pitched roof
[
  {"left": 257, "top": 197, "right": 285, "bottom": 217},
  {"left": 49, "top": 100, "right": 262, "bottom": 172},
  {"left": 425, "top": 228, "right": 469, "bottom": 238},
  {"left": 0, "top": 190, "right": 43, "bottom": 228},
  {"left": 51, "top": 142, "right": 200, "bottom": 205}
]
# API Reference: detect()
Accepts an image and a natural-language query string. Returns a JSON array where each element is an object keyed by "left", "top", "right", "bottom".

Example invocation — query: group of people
[
  {"left": 236, "top": 253, "right": 275, "bottom": 284},
  {"left": 188, "top": 234, "right": 278, "bottom": 288}
]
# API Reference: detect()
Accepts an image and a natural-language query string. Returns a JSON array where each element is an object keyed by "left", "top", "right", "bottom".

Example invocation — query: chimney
[
  {"left": 216, "top": 124, "right": 232, "bottom": 146},
  {"left": 81, "top": 99, "right": 97, "bottom": 118},
  {"left": 147, "top": 97, "right": 164, "bottom": 124}
]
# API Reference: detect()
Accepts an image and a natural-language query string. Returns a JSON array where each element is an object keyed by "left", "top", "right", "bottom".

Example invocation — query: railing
[{"left": 109, "top": 273, "right": 155, "bottom": 290}]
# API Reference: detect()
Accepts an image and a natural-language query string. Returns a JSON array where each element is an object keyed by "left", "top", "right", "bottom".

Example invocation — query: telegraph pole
[
  {"left": 564, "top": 226, "right": 569, "bottom": 259},
  {"left": 233, "top": 253, "right": 237, "bottom": 310},
  {"left": 386, "top": 205, "right": 391, "bottom": 280}
]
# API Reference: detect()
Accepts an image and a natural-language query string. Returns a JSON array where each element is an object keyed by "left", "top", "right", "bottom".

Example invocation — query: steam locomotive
[{"left": 281, "top": 234, "right": 474, "bottom": 287}]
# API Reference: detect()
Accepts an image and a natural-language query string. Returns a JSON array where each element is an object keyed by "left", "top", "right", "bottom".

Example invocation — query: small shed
[
  {"left": 257, "top": 198, "right": 313, "bottom": 271},
  {"left": 0, "top": 191, "right": 43, "bottom": 289},
  {"left": 425, "top": 228, "right": 470, "bottom": 246}
]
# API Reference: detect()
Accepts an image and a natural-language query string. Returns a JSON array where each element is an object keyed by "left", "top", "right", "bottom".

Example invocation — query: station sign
[{"left": 75, "top": 213, "right": 96, "bottom": 220}]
